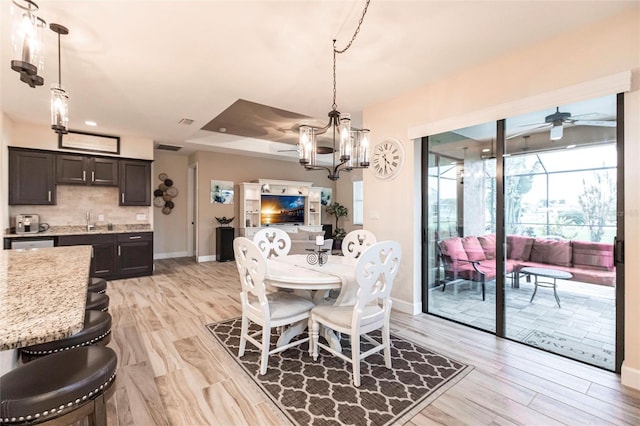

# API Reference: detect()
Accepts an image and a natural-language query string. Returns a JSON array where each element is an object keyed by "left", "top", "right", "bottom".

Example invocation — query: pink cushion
[
  {"left": 507, "top": 235, "right": 533, "bottom": 260},
  {"left": 439, "top": 237, "right": 468, "bottom": 262},
  {"left": 530, "top": 239, "right": 572, "bottom": 266},
  {"left": 477, "top": 234, "right": 496, "bottom": 259},
  {"left": 572, "top": 241, "right": 614, "bottom": 270},
  {"left": 461, "top": 236, "right": 486, "bottom": 261}
]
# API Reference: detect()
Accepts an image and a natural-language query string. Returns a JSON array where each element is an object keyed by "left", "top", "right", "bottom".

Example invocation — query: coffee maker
[{"left": 15, "top": 214, "right": 40, "bottom": 234}]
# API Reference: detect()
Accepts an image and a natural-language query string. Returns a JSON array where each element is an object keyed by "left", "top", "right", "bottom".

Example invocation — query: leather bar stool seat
[
  {"left": 86, "top": 292, "right": 110, "bottom": 312},
  {"left": 20, "top": 310, "right": 112, "bottom": 363},
  {"left": 88, "top": 277, "right": 107, "bottom": 294},
  {"left": 0, "top": 346, "right": 117, "bottom": 425}
]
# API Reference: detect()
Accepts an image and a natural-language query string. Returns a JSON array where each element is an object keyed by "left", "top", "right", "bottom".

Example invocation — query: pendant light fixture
[
  {"left": 298, "top": 0, "right": 371, "bottom": 181},
  {"left": 50, "top": 23, "right": 69, "bottom": 135},
  {"left": 10, "top": 0, "right": 46, "bottom": 87}
]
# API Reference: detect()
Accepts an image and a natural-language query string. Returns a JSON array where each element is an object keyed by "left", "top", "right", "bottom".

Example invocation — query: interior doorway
[{"left": 187, "top": 163, "right": 198, "bottom": 260}]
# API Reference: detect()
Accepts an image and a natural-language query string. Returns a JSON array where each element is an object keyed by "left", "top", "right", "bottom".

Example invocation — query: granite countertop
[
  {"left": 0, "top": 245, "right": 92, "bottom": 350},
  {"left": 4, "top": 223, "right": 152, "bottom": 238}
]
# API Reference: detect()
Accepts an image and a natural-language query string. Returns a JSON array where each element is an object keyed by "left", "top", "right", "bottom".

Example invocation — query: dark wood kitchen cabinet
[
  {"left": 58, "top": 232, "right": 153, "bottom": 280},
  {"left": 116, "top": 232, "right": 154, "bottom": 277},
  {"left": 57, "top": 234, "right": 116, "bottom": 279},
  {"left": 119, "top": 160, "right": 151, "bottom": 206},
  {"left": 9, "top": 148, "right": 56, "bottom": 205},
  {"left": 57, "top": 154, "right": 118, "bottom": 186}
]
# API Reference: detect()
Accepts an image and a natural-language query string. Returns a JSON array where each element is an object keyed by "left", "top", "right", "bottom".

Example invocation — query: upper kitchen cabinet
[
  {"left": 119, "top": 159, "right": 151, "bottom": 206},
  {"left": 9, "top": 148, "right": 56, "bottom": 205},
  {"left": 57, "top": 154, "right": 118, "bottom": 186}
]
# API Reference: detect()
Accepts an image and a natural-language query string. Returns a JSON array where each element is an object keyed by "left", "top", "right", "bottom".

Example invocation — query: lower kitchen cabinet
[
  {"left": 57, "top": 232, "right": 153, "bottom": 280},
  {"left": 58, "top": 234, "right": 116, "bottom": 278},
  {"left": 116, "top": 232, "right": 154, "bottom": 277}
]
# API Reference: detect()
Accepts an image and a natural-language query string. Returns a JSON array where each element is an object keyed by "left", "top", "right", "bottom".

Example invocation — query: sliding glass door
[
  {"left": 502, "top": 95, "right": 619, "bottom": 370},
  {"left": 425, "top": 122, "right": 497, "bottom": 333},
  {"left": 423, "top": 94, "right": 622, "bottom": 371}
]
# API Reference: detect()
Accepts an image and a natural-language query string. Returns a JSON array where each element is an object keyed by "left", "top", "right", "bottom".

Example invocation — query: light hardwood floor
[{"left": 104, "top": 258, "right": 640, "bottom": 425}]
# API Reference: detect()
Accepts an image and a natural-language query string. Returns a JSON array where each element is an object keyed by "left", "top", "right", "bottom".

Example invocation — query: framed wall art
[
  {"left": 320, "top": 187, "right": 332, "bottom": 206},
  {"left": 59, "top": 130, "right": 120, "bottom": 154},
  {"left": 211, "top": 180, "right": 234, "bottom": 204}
]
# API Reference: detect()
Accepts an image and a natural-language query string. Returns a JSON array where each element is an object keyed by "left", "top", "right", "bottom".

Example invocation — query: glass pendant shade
[
  {"left": 298, "top": 125, "right": 315, "bottom": 165},
  {"left": 51, "top": 83, "right": 69, "bottom": 134},
  {"left": 358, "top": 129, "right": 370, "bottom": 166},
  {"left": 339, "top": 113, "right": 351, "bottom": 161},
  {"left": 10, "top": 0, "right": 42, "bottom": 80}
]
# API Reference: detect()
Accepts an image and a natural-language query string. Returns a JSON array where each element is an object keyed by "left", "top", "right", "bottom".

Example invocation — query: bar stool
[
  {"left": 86, "top": 292, "right": 110, "bottom": 312},
  {"left": 1, "top": 346, "right": 117, "bottom": 425},
  {"left": 20, "top": 310, "right": 112, "bottom": 363},
  {"left": 88, "top": 277, "right": 107, "bottom": 294}
]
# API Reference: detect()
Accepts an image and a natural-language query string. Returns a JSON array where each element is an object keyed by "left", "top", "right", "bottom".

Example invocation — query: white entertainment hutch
[{"left": 238, "top": 179, "right": 323, "bottom": 238}]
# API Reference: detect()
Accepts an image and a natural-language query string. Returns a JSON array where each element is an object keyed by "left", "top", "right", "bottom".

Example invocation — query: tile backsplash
[{"left": 8, "top": 186, "right": 152, "bottom": 228}]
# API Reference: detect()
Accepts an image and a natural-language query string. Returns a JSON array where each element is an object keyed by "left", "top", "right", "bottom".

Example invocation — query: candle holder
[{"left": 306, "top": 247, "right": 329, "bottom": 266}]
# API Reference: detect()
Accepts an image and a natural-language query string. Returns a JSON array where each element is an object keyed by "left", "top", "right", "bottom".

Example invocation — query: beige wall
[
  {"left": 152, "top": 151, "right": 189, "bottom": 258},
  {"left": 186, "top": 150, "right": 335, "bottom": 260},
  {"left": 363, "top": 8, "right": 640, "bottom": 388}
]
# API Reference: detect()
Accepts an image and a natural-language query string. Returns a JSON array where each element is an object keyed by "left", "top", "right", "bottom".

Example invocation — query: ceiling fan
[
  {"left": 277, "top": 145, "right": 335, "bottom": 154},
  {"left": 507, "top": 106, "right": 616, "bottom": 141}
]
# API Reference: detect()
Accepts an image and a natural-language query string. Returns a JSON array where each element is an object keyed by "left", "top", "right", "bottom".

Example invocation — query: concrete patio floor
[{"left": 428, "top": 277, "right": 616, "bottom": 370}]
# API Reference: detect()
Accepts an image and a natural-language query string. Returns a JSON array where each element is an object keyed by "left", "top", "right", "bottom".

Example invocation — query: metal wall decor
[{"left": 154, "top": 173, "right": 178, "bottom": 215}]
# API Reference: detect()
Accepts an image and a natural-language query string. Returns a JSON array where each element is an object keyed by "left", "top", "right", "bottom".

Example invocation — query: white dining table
[{"left": 265, "top": 254, "right": 358, "bottom": 351}]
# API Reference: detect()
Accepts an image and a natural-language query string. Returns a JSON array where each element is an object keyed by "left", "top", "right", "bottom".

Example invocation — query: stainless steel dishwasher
[{"left": 10, "top": 238, "right": 55, "bottom": 249}]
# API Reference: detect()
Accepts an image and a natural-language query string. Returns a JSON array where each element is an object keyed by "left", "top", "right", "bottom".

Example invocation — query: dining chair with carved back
[
  {"left": 341, "top": 230, "right": 377, "bottom": 259},
  {"left": 233, "top": 237, "right": 315, "bottom": 375},
  {"left": 309, "top": 240, "right": 402, "bottom": 387},
  {"left": 252, "top": 228, "right": 292, "bottom": 259}
]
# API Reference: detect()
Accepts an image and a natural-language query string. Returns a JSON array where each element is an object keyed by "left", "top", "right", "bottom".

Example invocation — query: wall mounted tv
[{"left": 260, "top": 194, "right": 305, "bottom": 226}]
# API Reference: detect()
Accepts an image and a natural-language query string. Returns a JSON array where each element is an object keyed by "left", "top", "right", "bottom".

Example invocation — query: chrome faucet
[{"left": 86, "top": 211, "right": 95, "bottom": 231}]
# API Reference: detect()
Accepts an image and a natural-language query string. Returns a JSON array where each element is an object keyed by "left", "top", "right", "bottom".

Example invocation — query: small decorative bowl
[{"left": 215, "top": 216, "right": 234, "bottom": 226}]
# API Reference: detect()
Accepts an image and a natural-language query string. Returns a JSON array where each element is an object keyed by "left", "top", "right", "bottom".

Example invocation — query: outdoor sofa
[{"left": 437, "top": 234, "right": 615, "bottom": 300}]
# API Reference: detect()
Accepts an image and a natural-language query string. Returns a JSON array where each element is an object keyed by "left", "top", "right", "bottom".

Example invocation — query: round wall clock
[{"left": 372, "top": 138, "right": 404, "bottom": 180}]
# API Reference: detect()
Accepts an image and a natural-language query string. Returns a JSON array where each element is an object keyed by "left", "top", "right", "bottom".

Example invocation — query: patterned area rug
[
  {"left": 523, "top": 330, "right": 614, "bottom": 370},
  {"left": 207, "top": 318, "right": 473, "bottom": 426}
]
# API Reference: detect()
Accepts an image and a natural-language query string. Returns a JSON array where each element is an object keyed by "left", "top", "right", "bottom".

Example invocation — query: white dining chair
[
  {"left": 233, "top": 237, "right": 315, "bottom": 375},
  {"left": 309, "top": 240, "right": 401, "bottom": 387},
  {"left": 253, "top": 228, "right": 292, "bottom": 258},
  {"left": 342, "top": 230, "right": 377, "bottom": 259}
]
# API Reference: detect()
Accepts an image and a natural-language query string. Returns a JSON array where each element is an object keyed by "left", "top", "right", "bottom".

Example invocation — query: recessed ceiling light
[
  {"left": 85, "top": 120, "right": 97, "bottom": 126},
  {"left": 179, "top": 118, "right": 194, "bottom": 125},
  {"left": 482, "top": 148, "right": 490, "bottom": 153},
  {"left": 219, "top": 127, "right": 227, "bottom": 133}
]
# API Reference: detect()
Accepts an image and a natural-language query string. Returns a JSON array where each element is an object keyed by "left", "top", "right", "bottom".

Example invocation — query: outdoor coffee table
[{"left": 520, "top": 267, "right": 572, "bottom": 308}]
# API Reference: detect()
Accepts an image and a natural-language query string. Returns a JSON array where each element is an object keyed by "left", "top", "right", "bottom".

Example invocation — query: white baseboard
[
  {"left": 391, "top": 296, "right": 422, "bottom": 315},
  {"left": 621, "top": 363, "right": 640, "bottom": 391},
  {"left": 197, "top": 254, "right": 217, "bottom": 263},
  {"left": 154, "top": 251, "right": 189, "bottom": 260}
]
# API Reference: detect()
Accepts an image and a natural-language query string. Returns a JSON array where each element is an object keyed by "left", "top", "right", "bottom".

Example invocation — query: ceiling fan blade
[
  {"left": 573, "top": 120, "right": 617, "bottom": 127},
  {"left": 506, "top": 123, "right": 551, "bottom": 139},
  {"left": 276, "top": 145, "right": 334, "bottom": 154}
]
